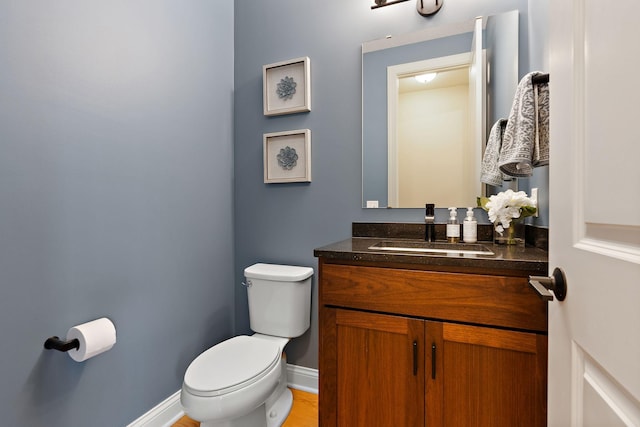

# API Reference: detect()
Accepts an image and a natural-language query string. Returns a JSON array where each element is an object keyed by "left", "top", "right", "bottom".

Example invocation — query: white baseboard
[
  {"left": 127, "top": 364, "right": 318, "bottom": 427},
  {"left": 126, "top": 389, "right": 183, "bottom": 427},
  {"left": 286, "top": 363, "right": 318, "bottom": 394}
]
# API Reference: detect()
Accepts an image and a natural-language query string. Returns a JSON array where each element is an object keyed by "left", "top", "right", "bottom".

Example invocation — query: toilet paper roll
[{"left": 66, "top": 317, "right": 116, "bottom": 362}]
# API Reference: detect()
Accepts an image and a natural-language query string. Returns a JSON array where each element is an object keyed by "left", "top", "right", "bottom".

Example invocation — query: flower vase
[{"left": 494, "top": 219, "right": 525, "bottom": 246}]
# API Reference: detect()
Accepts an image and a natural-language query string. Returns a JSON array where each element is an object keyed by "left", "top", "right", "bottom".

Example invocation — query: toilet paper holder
[
  {"left": 44, "top": 336, "right": 80, "bottom": 352},
  {"left": 43, "top": 317, "right": 116, "bottom": 361}
]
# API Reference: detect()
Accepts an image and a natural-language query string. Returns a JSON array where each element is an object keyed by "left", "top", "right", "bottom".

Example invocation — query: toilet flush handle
[{"left": 241, "top": 280, "right": 253, "bottom": 288}]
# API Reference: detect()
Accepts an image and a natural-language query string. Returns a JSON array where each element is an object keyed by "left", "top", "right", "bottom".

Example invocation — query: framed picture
[
  {"left": 263, "top": 57, "right": 311, "bottom": 116},
  {"left": 263, "top": 129, "right": 311, "bottom": 183}
]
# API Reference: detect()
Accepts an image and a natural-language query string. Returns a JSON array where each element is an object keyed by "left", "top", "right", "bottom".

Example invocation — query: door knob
[{"left": 528, "top": 267, "right": 567, "bottom": 301}]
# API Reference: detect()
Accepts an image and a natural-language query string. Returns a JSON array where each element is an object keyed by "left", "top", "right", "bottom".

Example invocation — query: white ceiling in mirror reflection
[{"left": 362, "top": 17, "right": 478, "bottom": 54}]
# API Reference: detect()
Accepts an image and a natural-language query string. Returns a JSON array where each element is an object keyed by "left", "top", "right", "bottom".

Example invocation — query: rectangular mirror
[{"left": 362, "top": 11, "right": 519, "bottom": 208}]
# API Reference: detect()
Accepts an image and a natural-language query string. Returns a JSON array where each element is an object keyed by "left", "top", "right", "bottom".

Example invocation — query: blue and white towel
[{"left": 481, "top": 118, "right": 509, "bottom": 186}]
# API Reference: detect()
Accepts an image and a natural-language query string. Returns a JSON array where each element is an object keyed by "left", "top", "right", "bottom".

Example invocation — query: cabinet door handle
[
  {"left": 431, "top": 344, "right": 436, "bottom": 379},
  {"left": 413, "top": 341, "right": 418, "bottom": 376}
]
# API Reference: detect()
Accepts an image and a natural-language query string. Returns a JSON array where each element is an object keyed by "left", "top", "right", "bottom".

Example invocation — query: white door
[{"left": 548, "top": 1, "right": 640, "bottom": 426}]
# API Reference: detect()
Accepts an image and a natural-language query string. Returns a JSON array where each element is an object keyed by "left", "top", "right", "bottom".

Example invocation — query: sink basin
[{"left": 368, "top": 240, "right": 495, "bottom": 256}]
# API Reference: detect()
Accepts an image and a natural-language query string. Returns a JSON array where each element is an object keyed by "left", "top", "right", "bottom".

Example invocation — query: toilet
[{"left": 180, "top": 263, "right": 314, "bottom": 427}]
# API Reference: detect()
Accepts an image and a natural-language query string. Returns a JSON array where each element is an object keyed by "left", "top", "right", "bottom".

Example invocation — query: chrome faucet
[{"left": 425, "top": 204, "right": 435, "bottom": 242}]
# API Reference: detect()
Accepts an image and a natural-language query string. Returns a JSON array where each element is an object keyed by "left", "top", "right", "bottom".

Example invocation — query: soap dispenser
[
  {"left": 463, "top": 207, "right": 478, "bottom": 243},
  {"left": 446, "top": 207, "right": 460, "bottom": 243}
]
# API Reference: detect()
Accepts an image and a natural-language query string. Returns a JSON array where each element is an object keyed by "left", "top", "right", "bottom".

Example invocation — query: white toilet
[{"left": 180, "top": 263, "right": 314, "bottom": 427}]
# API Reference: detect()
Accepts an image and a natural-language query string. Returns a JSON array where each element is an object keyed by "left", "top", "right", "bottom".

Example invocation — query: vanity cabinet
[{"left": 318, "top": 260, "right": 548, "bottom": 427}]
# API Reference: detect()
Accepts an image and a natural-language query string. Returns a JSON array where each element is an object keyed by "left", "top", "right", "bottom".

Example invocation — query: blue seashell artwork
[
  {"left": 277, "top": 146, "right": 298, "bottom": 170},
  {"left": 276, "top": 76, "right": 297, "bottom": 100}
]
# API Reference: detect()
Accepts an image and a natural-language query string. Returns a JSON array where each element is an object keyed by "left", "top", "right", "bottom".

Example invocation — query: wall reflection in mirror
[{"left": 362, "top": 10, "right": 519, "bottom": 208}]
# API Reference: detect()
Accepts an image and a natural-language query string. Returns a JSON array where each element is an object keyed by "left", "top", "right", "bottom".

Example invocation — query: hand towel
[
  {"left": 481, "top": 118, "right": 509, "bottom": 186},
  {"left": 533, "top": 75, "right": 549, "bottom": 167},
  {"left": 499, "top": 71, "right": 550, "bottom": 177}
]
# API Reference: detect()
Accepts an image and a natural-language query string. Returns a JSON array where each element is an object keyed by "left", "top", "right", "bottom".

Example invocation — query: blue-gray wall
[
  {"left": 522, "top": 0, "right": 550, "bottom": 227},
  {"left": 234, "top": 0, "right": 548, "bottom": 370},
  {"left": 0, "top": 1, "right": 234, "bottom": 425},
  {"left": 0, "top": 1, "right": 549, "bottom": 424}
]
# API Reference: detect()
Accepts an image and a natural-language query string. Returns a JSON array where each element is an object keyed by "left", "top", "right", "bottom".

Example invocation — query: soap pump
[
  {"left": 463, "top": 207, "right": 478, "bottom": 243},
  {"left": 446, "top": 207, "right": 460, "bottom": 243}
]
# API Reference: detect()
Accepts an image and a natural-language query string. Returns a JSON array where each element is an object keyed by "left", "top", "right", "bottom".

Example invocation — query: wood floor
[{"left": 172, "top": 388, "right": 318, "bottom": 427}]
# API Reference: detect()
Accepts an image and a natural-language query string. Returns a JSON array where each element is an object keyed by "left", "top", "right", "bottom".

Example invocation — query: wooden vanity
[{"left": 315, "top": 226, "right": 549, "bottom": 427}]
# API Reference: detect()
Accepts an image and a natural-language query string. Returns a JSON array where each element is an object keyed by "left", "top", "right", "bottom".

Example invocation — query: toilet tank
[{"left": 244, "top": 263, "right": 314, "bottom": 338}]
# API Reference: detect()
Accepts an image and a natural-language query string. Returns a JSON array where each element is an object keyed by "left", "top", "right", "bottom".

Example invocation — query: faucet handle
[
  {"left": 425, "top": 204, "right": 436, "bottom": 242},
  {"left": 425, "top": 204, "right": 435, "bottom": 220}
]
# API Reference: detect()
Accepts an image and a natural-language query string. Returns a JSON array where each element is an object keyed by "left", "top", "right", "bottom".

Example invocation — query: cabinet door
[
  {"left": 426, "top": 322, "right": 547, "bottom": 427},
  {"left": 327, "top": 308, "right": 425, "bottom": 427}
]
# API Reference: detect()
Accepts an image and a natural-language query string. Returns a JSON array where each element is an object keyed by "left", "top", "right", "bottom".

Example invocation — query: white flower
[{"left": 483, "top": 190, "right": 536, "bottom": 235}]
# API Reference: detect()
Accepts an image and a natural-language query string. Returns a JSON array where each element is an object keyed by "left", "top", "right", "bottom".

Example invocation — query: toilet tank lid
[{"left": 244, "top": 263, "right": 314, "bottom": 281}]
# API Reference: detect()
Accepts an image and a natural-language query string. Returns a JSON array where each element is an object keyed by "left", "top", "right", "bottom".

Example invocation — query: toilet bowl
[
  {"left": 180, "top": 263, "right": 313, "bottom": 427},
  {"left": 181, "top": 334, "right": 291, "bottom": 427}
]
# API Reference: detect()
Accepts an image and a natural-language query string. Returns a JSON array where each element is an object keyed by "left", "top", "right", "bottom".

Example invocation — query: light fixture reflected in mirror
[{"left": 414, "top": 72, "right": 437, "bottom": 83}]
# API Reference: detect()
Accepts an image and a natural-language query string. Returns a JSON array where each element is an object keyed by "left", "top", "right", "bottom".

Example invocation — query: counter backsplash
[{"left": 352, "top": 222, "right": 548, "bottom": 251}]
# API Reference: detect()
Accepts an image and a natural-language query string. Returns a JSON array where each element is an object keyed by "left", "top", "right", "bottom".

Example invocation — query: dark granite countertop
[{"left": 314, "top": 237, "right": 548, "bottom": 276}]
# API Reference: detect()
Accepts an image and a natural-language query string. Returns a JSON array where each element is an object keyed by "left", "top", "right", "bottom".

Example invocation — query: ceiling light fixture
[
  {"left": 415, "top": 73, "right": 437, "bottom": 83},
  {"left": 416, "top": 0, "right": 443, "bottom": 16},
  {"left": 371, "top": 0, "right": 410, "bottom": 10},
  {"left": 372, "top": 0, "right": 444, "bottom": 16}
]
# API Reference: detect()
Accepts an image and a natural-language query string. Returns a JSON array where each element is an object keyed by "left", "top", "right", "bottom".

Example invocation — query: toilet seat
[{"left": 183, "top": 335, "right": 281, "bottom": 398}]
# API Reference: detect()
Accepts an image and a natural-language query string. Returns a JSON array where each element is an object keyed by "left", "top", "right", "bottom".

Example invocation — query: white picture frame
[
  {"left": 263, "top": 57, "right": 311, "bottom": 116},
  {"left": 263, "top": 129, "right": 311, "bottom": 183}
]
